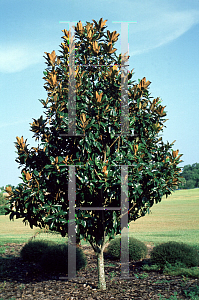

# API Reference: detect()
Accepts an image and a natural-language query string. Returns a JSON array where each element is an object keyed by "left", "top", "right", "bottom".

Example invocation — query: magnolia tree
[{"left": 5, "top": 18, "right": 183, "bottom": 290}]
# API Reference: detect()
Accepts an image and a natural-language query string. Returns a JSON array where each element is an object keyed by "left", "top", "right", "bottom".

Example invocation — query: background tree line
[{"left": 178, "top": 162, "right": 199, "bottom": 189}]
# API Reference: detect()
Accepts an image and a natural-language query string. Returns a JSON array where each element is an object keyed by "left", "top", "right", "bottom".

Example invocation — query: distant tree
[
  {"left": 177, "top": 177, "right": 186, "bottom": 189},
  {"left": 0, "top": 193, "right": 5, "bottom": 205},
  {"left": 5, "top": 18, "right": 183, "bottom": 290},
  {"left": 0, "top": 188, "right": 9, "bottom": 215},
  {"left": 179, "top": 163, "right": 199, "bottom": 189},
  {"left": 185, "top": 179, "right": 195, "bottom": 189}
]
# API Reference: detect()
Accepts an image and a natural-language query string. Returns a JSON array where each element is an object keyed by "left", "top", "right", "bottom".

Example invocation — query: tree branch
[{"left": 94, "top": 168, "right": 102, "bottom": 180}]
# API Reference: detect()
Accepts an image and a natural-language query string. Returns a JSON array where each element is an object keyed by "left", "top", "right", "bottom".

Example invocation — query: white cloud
[
  {"left": 0, "top": 44, "right": 44, "bottom": 73},
  {"left": 1, "top": 3, "right": 199, "bottom": 73},
  {"left": 127, "top": 9, "right": 199, "bottom": 56}
]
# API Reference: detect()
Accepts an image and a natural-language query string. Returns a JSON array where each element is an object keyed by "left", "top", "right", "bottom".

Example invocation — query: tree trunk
[{"left": 96, "top": 248, "right": 106, "bottom": 290}]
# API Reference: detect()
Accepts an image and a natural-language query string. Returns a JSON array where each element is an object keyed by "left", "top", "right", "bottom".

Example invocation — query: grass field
[
  {"left": 0, "top": 188, "right": 199, "bottom": 249},
  {"left": 129, "top": 188, "right": 199, "bottom": 249}
]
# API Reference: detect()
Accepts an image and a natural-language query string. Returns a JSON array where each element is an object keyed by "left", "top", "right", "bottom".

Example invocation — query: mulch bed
[{"left": 0, "top": 242, "right": 198, "bottom": 299}]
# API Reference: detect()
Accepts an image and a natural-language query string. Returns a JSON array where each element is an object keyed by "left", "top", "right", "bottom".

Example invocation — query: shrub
[
  {"left": 150, "top": 241, "right": 199, "bottom": 269},
  {"left": 106, "top": 236, "right": 148, "bottom": 261},
  {"left": 163, "top": 262, "right": 199, "bottom": 278},
  {"left": 39, "top": 242, "right": 87, "bottom": 274},
  {"left": 20, "top": 239, "right": 56, "bottom": 263}
]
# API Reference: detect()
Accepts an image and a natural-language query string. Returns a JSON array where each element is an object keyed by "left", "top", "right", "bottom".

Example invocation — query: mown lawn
[{"left": 129, "top": 188, "right": 199, "bottom": 249}]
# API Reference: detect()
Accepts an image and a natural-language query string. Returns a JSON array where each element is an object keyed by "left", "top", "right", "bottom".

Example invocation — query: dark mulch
[{"left": 0, "top": 242, "right": 198, "bottom": 299}]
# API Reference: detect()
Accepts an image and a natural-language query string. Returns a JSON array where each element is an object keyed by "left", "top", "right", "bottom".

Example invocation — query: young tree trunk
[
  {"left": 90, "top": 237, "right": 110, "bottom": 290},
  {"left": 96, "top": 248, "right": 106, "bottom": 290},
  {"left": 95, "top": 194, "right": 109, "bottom": 290}
]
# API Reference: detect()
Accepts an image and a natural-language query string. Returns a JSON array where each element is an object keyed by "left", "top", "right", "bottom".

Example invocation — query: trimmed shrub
[
  {"left": 150, "top": 241, "right": 199, "bottom": 269},
  {"left": 20, "top": 239, "right": 56, "bottom": 263},
  {"left": 106, "top": 236, "right": 148, "bottom": 261},
  {"left": 39, "top": 243, "right": 87, "bottom": 274}
]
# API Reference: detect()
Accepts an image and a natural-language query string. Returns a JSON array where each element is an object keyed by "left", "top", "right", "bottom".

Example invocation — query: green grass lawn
[
  {"left": 0, "top": 188, "right": 199, "bottom": 249},
  {"left": 129, "top": 188, "right": 199, "bottom": 249}
]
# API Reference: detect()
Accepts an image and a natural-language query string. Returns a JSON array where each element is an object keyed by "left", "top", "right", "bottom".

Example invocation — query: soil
[{"left": 0, "top": 242, "right": 198, "bottom": 299}]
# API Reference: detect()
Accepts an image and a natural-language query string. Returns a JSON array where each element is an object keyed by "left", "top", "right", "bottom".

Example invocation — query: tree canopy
[{"left": 5, "top": 18, "right": 183, "bottom": 290}]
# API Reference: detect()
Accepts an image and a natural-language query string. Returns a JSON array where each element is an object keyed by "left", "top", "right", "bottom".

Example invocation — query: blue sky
[{"left": 0, "top": 0, "right": 199, "bottom": 188}]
